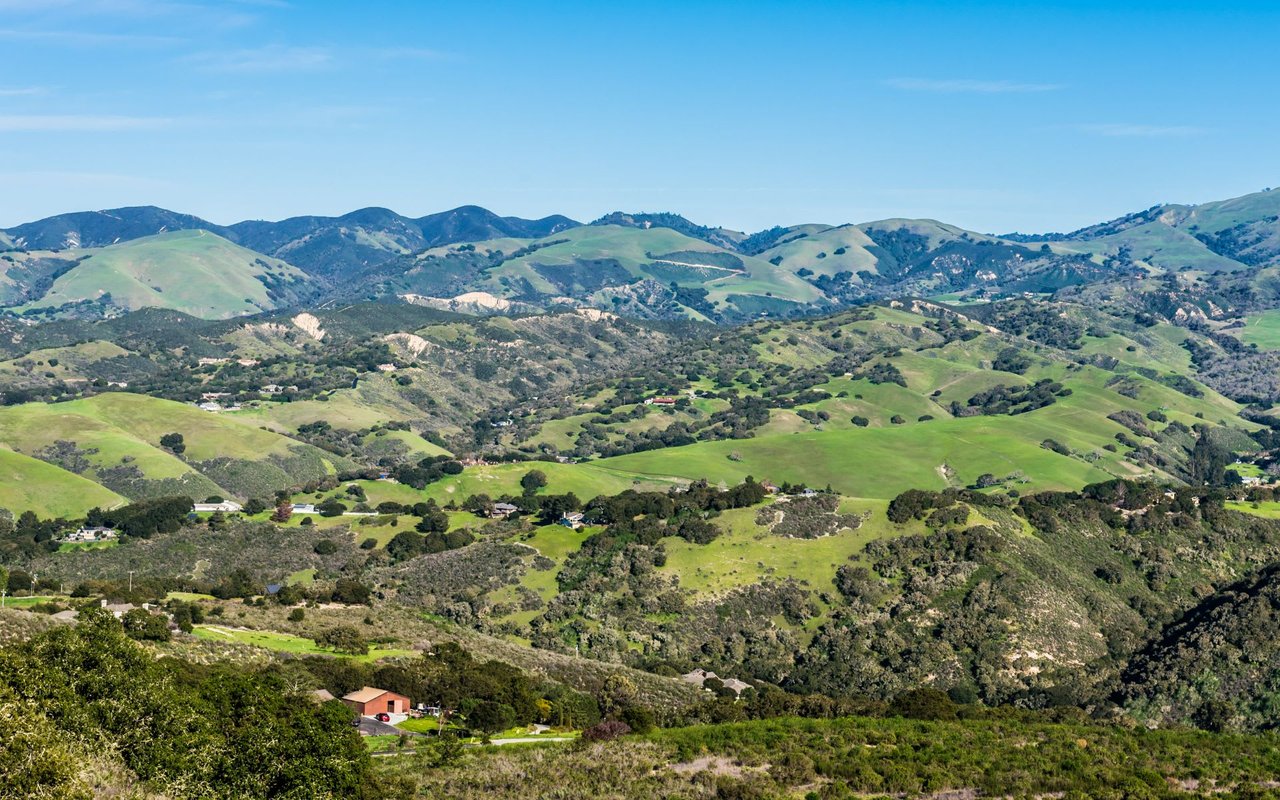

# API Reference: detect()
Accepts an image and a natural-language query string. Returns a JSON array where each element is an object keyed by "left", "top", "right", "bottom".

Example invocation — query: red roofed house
[{"left": 342, "top": 686, "right": 411, "bottom": 716}]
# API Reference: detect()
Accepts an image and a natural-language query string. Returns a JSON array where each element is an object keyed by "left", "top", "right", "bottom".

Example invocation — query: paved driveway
[{"left": 357, "top": 716, "right": 405, "bottom": 736}]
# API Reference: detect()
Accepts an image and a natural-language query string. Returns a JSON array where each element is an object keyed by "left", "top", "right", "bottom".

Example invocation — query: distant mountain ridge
[
  {"left": 6, "top": 207, "right": 223, "bottom": 250},
  {"left": 4, "top": 204, "right": 579, "bottom": 274},
  {"left": 4, "top": 187, "right": 1279, "bottom": 323}
]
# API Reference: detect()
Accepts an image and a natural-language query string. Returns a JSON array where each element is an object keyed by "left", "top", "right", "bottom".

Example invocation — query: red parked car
[{"left": 374, "top": 712, "right": 392, "bottom": 722}]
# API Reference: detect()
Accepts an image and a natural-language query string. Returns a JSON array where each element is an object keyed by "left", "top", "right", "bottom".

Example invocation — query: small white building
[
  {"left": 291, "top": 503, "right": 318, "bottom": 515},
  {"left": 193, "top": 501, "right": 243, "bottom": 513}
]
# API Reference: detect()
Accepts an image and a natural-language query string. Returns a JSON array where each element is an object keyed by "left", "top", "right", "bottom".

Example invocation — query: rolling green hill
[
  {"left": 1061, "top": 220, "right": 1244, "bottom": 274},
  {"left": 499, "top": 301, "right": 1254, "bottom": 497},
  {"left": 753, "top": 223, "right": 881, "bottom": 278},
  {"left": 0, "top": 446, "right": 125, "bottom": 517},
  {"left": 0, "top": 297, "right": 1264, "bottom": 517},
  {"left": 14, "top": 230, "right": 310, "bottom": 319},
  {"left": 403, "top": 224, "right": 827, "bottom": 321},
  {"left": 0, "top": 393, "right": 357, "bottom": 508}
]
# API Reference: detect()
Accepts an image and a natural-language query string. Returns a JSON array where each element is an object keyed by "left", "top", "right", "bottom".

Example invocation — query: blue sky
[{"left": 0, "top": 0, "right": 1276, "bottom": 233}]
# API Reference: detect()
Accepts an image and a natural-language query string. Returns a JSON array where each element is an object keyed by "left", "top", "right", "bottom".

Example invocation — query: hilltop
[{"left": 4, "top": 230, "right": 310, "bottom": 319}]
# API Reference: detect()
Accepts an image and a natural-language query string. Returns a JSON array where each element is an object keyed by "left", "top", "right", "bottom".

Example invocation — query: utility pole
[{"left": 128, "top": 570, "right": 134, "bottom": 593}]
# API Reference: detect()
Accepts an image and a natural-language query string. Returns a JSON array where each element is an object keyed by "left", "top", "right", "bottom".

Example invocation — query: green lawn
[
  {"left": 57, "top": 540, "right": 120, "bottom": 553},
  {"left": 0, "top": 595, "right": 61, "bottom": 609},
  {"left": 395, "top": 717, "right": 443, "bottom": 734}
]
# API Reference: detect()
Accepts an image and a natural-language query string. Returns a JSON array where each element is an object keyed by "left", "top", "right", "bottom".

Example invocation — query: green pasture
[{"left": 193, "top": 625, "right": 414, "bottom": 661}]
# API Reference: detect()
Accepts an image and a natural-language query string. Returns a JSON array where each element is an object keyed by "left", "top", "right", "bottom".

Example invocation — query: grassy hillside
[
  {"left": 1061, "top": 220, "right": 1243, "bottom": 273},
  {"left": 17, "top": 230, "right": 309, "bottom": 318},
  {"left": 0, "top": 393, "right": 356, "bottom": 509},
  {"left": 404, "top": 222, "right": 824, "bottom": 320},
  {"left": 0, "top": 446, "right": 125, "bottom": 517},
  {"left": 503, "top": 301, "right": 1254, "bottom": 495},
  {"left": 756, "top": 223, "right": 881, "bottom": 278}
]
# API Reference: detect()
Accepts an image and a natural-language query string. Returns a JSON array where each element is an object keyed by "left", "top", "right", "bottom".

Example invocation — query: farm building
[
  {"left": 644, "top": 396, "right": 677, "bottom": 406},
  {"left": 309, "top": 689, "right": 336, "bottom": 704},
  {"left": 62, "top": 526, "right": 118, "bottom": 543},
  {"left": 342, "top": 686, "right": 411, "bottom": 716}
]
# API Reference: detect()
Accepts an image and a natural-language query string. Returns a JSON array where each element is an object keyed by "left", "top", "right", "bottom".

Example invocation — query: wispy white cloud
[
  {"left": 885, "top": 77, "right": 1063, "bottom": 93},
  {"left": 0, "top": 114, "right": 174, "bottom": 131},
  {"left": 1075, "top": 123, "right": 1206, "bottom": 137},
  {"left": 0, "top": 27, "right": 184, "bottom": 45},
  {"left": 181, "top": 43, "right": 451, "bottom": 74},
  {"left": 183, "top": 44, "right": 332, "bottom": 73},
  {"left": 0, "top": 86, "right": 47, "bottom": 96}
]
